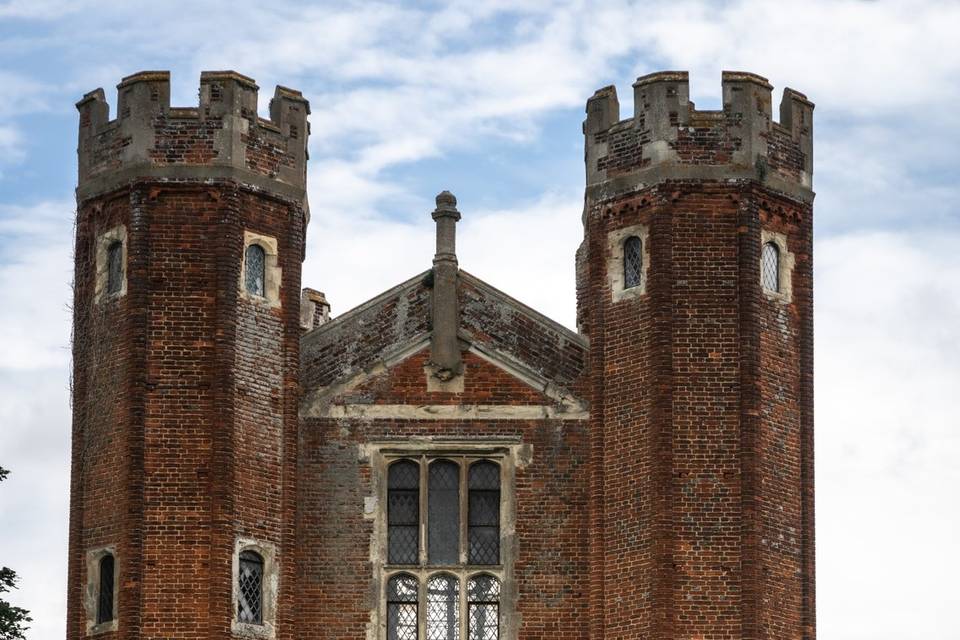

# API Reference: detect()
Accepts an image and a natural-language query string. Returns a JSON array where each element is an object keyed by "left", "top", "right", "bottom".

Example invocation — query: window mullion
[
  {"left": 459, "top": 457, "right": 468, "bottom": 566},
  {"left": 419, "top": 455, "right": 428, "bottom": 566}
]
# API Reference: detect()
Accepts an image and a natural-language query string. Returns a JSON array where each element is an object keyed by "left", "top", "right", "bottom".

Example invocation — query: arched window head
[
  {"left": 468, "top": 462, "right": 500, "bottom": 565},
  {"left": 106, "top": 241, "right": 123, "bottom": 295},
  {"left": 389, "top": 461, "right": 420, "bottom": 564},
  {"left": 387, "top": 574, "right": 419, "bottom": 640},
  {"left": 244, "top": 244, "right": 266, "bottom": 297},
  {"left": 761, "top": 241, "right": 780, "bottom": 292},
  {"left": 624, "top": 235, "right": 642, "bottom": 289},
  {"left": 426, "top": 574, "right": 460, "bottom": 640},
  {"left": 238, "top": 550, "right": 264, "bottom": 624},
  {"left": 428, "top": 461, "right": 460, "bottom": 565},
  {"left": 467, "top": 575, "right": 500, "bottom": 640},
  {"left": 96, "top": 553, "right": 115, "bottom": 624}
]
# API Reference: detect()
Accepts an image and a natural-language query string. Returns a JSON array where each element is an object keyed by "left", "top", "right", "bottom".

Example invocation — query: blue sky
[{"left": 1, "top": 1, "right": 959, "bottom": 638}]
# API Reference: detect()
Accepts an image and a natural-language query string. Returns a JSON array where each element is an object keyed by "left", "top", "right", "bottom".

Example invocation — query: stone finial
[{"left": 429, "top": 190, "right": 463, "bottom": 384}]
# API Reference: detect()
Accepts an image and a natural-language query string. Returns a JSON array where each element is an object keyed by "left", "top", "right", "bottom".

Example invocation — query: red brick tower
[
  {"left": 577, "top": 71, "right": 815, "bottom": 639},
  {"left": 68, "top": 71, "right": 309, "bottom": 639}
]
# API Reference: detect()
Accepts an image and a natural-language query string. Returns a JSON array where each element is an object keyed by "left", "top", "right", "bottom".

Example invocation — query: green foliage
[{"left": 0, "top": 466, "right": 32, "bottom": 640}]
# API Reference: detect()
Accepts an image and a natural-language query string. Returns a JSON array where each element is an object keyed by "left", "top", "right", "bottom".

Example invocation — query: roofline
[
  {"left": 459, "top": 270, "right": 588, "bottom": 347},
  {"left": 301, "top": 269, "right": 430, "bottom": 340}
]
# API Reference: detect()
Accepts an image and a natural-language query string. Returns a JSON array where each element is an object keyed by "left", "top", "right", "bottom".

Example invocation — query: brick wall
[
  {"left": 578, "top": 181, "right": 813, "bottom": 639},
  {"left": 69, "top": 180, "right": 306, "bottom": 640}
]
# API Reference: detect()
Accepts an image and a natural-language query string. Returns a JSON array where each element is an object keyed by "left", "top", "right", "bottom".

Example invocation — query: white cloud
[
  {"left": 816, "top": 230, "right": 960, "bottom": 638},
  {"left": 0, "top": 125, "right": 25, "bottom": 169},
  {"left": 2, "top": 2, "right": 960, "bottom": 638},
  {"left": 0, "top": 200, "right": 75, "bottom": 370}
]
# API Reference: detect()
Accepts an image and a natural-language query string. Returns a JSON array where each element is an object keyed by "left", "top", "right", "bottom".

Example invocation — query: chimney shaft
[{"left": 430, "top": 191, "right": 462, "bottom": 380}]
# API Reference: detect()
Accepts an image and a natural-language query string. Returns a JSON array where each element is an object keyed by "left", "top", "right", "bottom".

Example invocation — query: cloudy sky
[{"left": 1, "top": 0, "right": 958, "bottom": 637}]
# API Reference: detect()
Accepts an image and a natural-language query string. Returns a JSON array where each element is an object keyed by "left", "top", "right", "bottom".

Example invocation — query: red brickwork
[
  {"left": 69, "top": 71, "right": 308, "bottom": 640},
  {"left": 69, "top": 69, "right": 813, "bottom": 640},
  {"left": 579, "top": 71, "right": 814, "bottom": 640}
]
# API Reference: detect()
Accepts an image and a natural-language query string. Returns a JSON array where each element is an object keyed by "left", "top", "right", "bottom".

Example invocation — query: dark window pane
[
  {"left": 238, "top": 550, "right": 263, "bottom": 624},
  {"left": 468, "top": 492, "right": 498, "bottom": 527},
  {"left": 468, "top": 463, "right": 500, "bottom": 565},
  {"left": 106, "top": 241, "right": 123, "bottom": 295},
  {"left": 388, "top": 574, "right": 419, "bottom": 640},
  {"left": 468, "top": 462, "right": 499, "bottom": 491},
  {"left": 428, "top": 461, "right": 460, "bottom": 565},
  {"left": 96, "top": 554, "right": 114, "bottom": 624},
  {"left": 761, "top": 241, "right": 780, "bottom": 292},
  {"left": 426, "top": 574, "right": 460, "bottom": 640},
  {"left": 245, "top": 244, "right": 266, "bottom": 296},
  {"left": 468, "top": 576, "right": 500, "bottom": 640},
  {"left": 389, "top": 461, "right": 420, "bottom": 564},
  {"left": 468, "top": 526, "right": 500, "bottom": 566},
  {"left": 624, "top": 235, "right": 642, "bottom": 289}
]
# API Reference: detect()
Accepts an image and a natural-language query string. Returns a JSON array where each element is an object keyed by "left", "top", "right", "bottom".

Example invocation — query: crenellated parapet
[
  {"left": 76, "top": 70, "right": 310, "bottom": 201},
  {"left": 584, "top": 70, "right": 814, "bottom": 202}
]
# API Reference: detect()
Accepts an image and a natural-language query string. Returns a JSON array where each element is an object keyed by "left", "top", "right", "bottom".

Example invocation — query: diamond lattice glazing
[{"left": 761, "top": 241, "right": 780, "bottom": 292}]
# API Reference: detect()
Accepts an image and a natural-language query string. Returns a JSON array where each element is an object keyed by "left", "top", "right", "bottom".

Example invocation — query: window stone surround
[
  {"left": 231, "top": 537, "right": 279, "bottom": 639},
  {"left": 608, "top": 223, "right": 650, "bottom": 302},
  {"left": 83, "top": 545, "right": 118, "bottom": 635},
  {"left": 240, "top": 231, "right": 281, "bottom": 308},
  {"left": 362, "top": 439, "right": 529, "bottom": 640}
]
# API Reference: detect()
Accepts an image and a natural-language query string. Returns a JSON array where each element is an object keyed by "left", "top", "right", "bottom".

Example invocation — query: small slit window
[
  {"left": 468, "top": 462, "right": 500, "bottom": 565},
  {"left": 624, "top": 235, "right": 642, "bottom": 289},
  {"left": 389, "top": 461, "right": 421, "bottom": 564},
  {"left": 96, "top": 553, "right": 115, "bottom": 624},
  {"left": 761, "top": 241, "right": 780, "bottom": 292},
  {"left": 106, "top": 241, "right": 123, "bottom": 295},
  {"left": 237, "top": 550, "right": 264, "bottom": 624},
  {"left": 244, "top": 244, "right": 266, "bottom": 297},
  {"left": 467, "top": 575, "right": 500, "bottom": 640},
  {"left": 426, "top": 574, "right": 460, "bottom": 640},
  {"left": 387, "top": 574, "right": 419, "bottom": 640},
  {"left": 428, "top": 461, "right": 461, "bottom": 565}
]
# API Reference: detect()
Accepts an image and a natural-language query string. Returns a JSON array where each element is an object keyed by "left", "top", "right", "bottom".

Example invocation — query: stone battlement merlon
[
  {"left": 584, "top": 70, "right": 814, "bottom": 201},
  {"left": 76, "top": 70, "right": 310, "bottom": 201}
]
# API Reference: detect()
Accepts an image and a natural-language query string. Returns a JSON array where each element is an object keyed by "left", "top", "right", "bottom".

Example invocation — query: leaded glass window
[
  {"left": 426, "top": 574, "right": 460, "bottom": 640},
  {"left": 96, "top": 553, "right": 115, "bottom": 624},
  {"left": 467, "top": 576, "right": 500, "bottom": 640},
  {"left": 106, "top": 241, "right": 123, "bottom": 295},
  {"left": 468, "top": 463, "right": 500, "bottom": 565},
  {"left": 389, "top": 461, "right": 421, "bottom": 564},
  {"left": 428, "top": 461, "right": 460, "bottom": 565},
  {"left": 761, "top": 241, "right": 780, "bottom": 292},
  {"left": 388, "top": 574, "right": 419, "bottom": 640},
  {"left": 238, "top": 550, "right": 264, "bottom": 624},
  {"left": 624, "top": 235, "right": 642, "bottom": 289},
  {"left": 245, "top": 244, "right": 266, "bottom": 297}
]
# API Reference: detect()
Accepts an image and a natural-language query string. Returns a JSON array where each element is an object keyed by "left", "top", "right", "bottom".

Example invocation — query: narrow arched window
[
  {"left": 106, "top": 241, "right": 123, "bottom": 295},
  {"left": 245, "top": 244, "right": 266, "bottom": 297},
  {"left": 468, "top": 462, "right": 500, "bottom": 565},
  {"left": 387, "top": 574, "right": 419, "bottom": 640},
  {"left": 238, "top": 550, "right": 264, "bottom": 624},
  {"left": 96, "top": 553, "right": 115, "bottom": 624},
  {"left": 467, "top": 575, "right": 500, "bottom": 640},
  {"left": 389, "top": 461, "right": 420, "bottom": 564},
  {"left": 426, "top": 574, "right": 460, "bottom": 640},
  {"left": 761, "top": 241, "right": 780, "bottom": 292},
  {"left": 428, "top": 461, "right": 460, "bottom": 565},
  {"left": 624, "top": 235, "right": 642, "bottom": 289}
]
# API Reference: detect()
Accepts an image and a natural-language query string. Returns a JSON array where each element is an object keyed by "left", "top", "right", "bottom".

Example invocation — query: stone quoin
[{"left": 67, "top": 69, "right": 814, "bottom": 640}]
